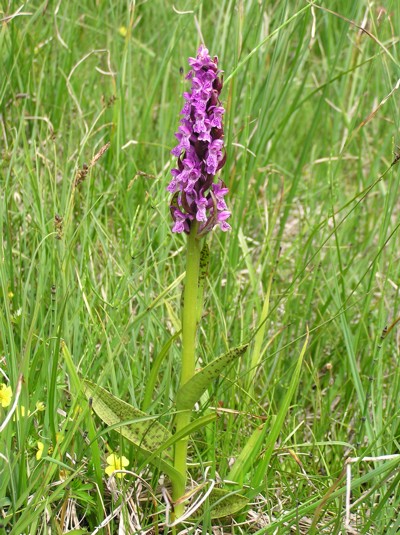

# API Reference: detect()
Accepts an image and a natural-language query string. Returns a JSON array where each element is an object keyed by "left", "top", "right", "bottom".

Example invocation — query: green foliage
[
  {"left": 141, "top": 331, "right": 180, "bottom": 411},
  {"left": 190, "top": 487, "right": 249, "bottom": 520},
  {"left": 83, "top": 380, "right": 171, "bottom": 453},
  {"left": 83, "top": 380, "right": 185, "bottom": 489},
  {"left": 176, "top": 344, "right": 249, "bottom": 410}
]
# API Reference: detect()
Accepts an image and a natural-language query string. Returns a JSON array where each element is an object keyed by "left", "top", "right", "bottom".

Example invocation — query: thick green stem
[{"left": 172, "top": 222, "right": 201, "bottom": 519}]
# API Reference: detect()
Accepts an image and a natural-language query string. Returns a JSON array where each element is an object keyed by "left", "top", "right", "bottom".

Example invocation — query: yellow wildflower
[
  {"left": 0, "top": 384, "right": 12, "bottom": 408},
  {"left": 36, "top": 441, "right": 45, "bottom": 460},
  {"left": 36, "top": 401, "right": 45, "bottom": 411},
  {"left": 105, "top": 453, "right": 129, "bottom": 478},
  {"left": 118, "top": 25, "right": 127, "bottom": 37}
]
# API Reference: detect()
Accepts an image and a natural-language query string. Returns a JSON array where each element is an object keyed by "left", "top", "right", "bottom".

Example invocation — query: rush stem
[{"left": 172, "top": 221, "right": 201, "bottom": 519}]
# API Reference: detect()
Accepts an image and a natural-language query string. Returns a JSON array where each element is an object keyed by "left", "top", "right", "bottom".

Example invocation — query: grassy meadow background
[{"left": 1, "top": 0, "right": 400, "bottom": 533}]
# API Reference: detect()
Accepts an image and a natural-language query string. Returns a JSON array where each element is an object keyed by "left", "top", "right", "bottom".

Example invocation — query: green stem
[{"left": 173, "top": 222, "right": 201, "bottom": 519}]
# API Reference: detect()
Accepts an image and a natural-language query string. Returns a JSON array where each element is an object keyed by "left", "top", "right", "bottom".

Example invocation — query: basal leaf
[
  {"left": 176, "top": 344, "right": 248, "bottom": 411},
  {"left": 84, "top": 380, "right": 171, "bottom": 453},
  {"left": 83, "top": 380, "right": 185, "bottom": 488},
  {"left": 190, "top": 487, "right": 248, "bottom": 519}
]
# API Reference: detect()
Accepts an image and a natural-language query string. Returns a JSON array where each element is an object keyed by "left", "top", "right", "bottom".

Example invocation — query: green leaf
[
  {"left": 83, "top": 380, "right": 185, "bottom": 489},
  {"left": 142, "top": 331, "right": 181, "bottom": 411},
  {"left": 227, "top": 422, "right": 269, "bottom": 485},
  {"left": 143, "top": 412, "right": 217, "bottom": 468},
  {"left": 62, "top": 343, "right": 104, "bottom": 495},
  {"left": 176, "top": 344, "right": 249, "bottom": 411},
  {"left": 84, "top": 380, "right": 171, "bottom": 453},
  {"left": 190, "top": 487, "right": 248, "bottom": 519},
  {"left": 0, "top": 497, "right": 12, "bottom": 508},
  {"left": 252, "top": 331, "right": 309, "bottom": 489}
]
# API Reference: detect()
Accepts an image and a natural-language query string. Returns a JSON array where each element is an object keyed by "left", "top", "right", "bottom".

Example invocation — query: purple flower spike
[{"left": 168, "top": 45, "right": 230, "bottom": 235}]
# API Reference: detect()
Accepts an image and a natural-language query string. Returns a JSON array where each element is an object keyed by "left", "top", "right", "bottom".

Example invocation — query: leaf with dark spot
[{"left": 176, "top": 344, "right": 248, "bottom": 410}]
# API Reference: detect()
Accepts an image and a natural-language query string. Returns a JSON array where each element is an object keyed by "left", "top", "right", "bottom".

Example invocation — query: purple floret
[{"left": 168, "top": 45, "right": 230, "bottom": 235}]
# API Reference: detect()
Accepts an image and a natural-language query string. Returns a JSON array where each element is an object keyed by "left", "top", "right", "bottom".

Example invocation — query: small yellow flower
[
  {"left": 36, "top": 441, "right": 45, "bottom": 460},
  {"left": 105, "top": 453, "right": 129, "bottom": 478},
  {"left": 36, "top": 401, "right": 45, "bottom": 411},
  {"left": 118, "top": 25, "right": 127, "bottom": 37},
  {"left": 8, "top": 291, "right": 14, "bottom": 299},
  {"left": 0, "top": 384, "right": 12, "bottom": 408}
]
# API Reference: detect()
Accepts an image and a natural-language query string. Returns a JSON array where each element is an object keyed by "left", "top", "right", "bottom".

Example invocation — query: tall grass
[{"left": 1, "top": 0, "right": 400, "bottom": 533}]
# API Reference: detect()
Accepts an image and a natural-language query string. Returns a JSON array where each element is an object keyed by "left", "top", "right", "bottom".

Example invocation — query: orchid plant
[
  {"left": 64, "top": 45, "right": 306, "bottom": 529},
  {"left": 167, "top": 45, "right": 237, "bottom": 519}
]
